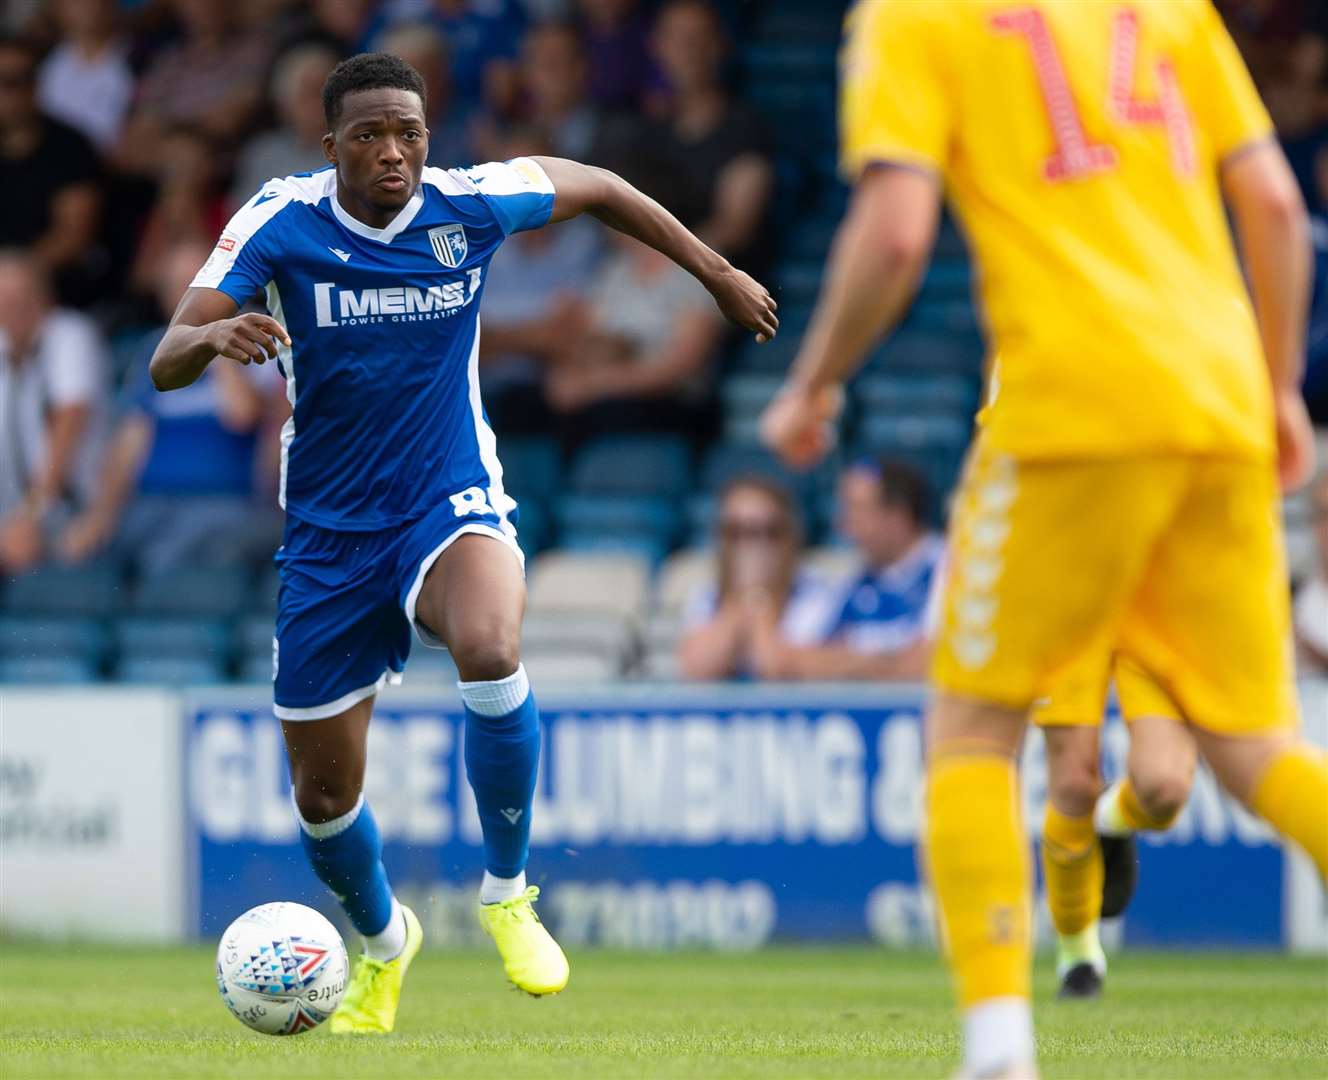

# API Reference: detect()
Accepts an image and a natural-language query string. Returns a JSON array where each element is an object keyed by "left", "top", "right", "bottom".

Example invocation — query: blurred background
[{"left": 0, "top": 0, "right": 1326, "bottom": 952}]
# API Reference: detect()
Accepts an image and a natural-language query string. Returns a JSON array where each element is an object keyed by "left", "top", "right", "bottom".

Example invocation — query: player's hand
[
  {"left": 707, "top": 264, "right": 779, "bottom": 343},
  {"left": 206, "top": 314, "right": 291, "bottom": 365},
  {"left": 759, "top": 382, "right": 844, "bottom": 470},
  {"left": 1274, "top": 387, "right": 1316, "bottom": 492}
]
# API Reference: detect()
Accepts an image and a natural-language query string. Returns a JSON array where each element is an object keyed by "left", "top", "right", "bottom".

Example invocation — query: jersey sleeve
[
  {"left": 1190, "top": 4, "right": 1274, "bottom": 162},
  {"left": 840, "top": 0, "right": 953, "bottom": 178},
  {"left": 190, "top": 183, "right": 288, "bottom": 305},
  {"left": 457, "top": 157, "right": 556, "bottom": 236}
]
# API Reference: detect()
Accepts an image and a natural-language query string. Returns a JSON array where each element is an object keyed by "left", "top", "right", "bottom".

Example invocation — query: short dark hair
[
  {"left": 856, "top": 457, "right": 930, "bottom": 525},
  {"left": 322, "top": 52, "right": 427, "bottom": 129}
]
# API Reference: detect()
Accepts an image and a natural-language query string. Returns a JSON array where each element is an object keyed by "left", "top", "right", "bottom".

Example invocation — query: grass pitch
[{"left": 0, "top": 944, "right": 1324, "bottom": 1078}]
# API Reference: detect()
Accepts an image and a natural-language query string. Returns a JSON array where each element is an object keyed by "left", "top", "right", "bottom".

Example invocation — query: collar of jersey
[{"left": 329, "top": 186, "right": 424, "bottom": 244}]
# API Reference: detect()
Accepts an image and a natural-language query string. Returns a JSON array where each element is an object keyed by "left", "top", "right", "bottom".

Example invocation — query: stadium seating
[
  {"left": 116, "top": 655, "right": 227, "bottom": 684},
  {"left": 0, "top": 655, "right": 99, "bottom": 684},
  {"left": 655, "top": 549, "right": 715, "bottom": 613},
  {"left": 568, "top": 436, "right": 693, "bottom": 499},
  {"left": 0, "top": 615, "right": 109, "bottom": 668},
  {"left": 132, "top": 564, "right": 252, "bottom": 619},
  {"left": 526, "top": 551, "right": 650, "bottom": 622},
  {"left": 2, "top": 561, "right": 123, "bottom": 617}
]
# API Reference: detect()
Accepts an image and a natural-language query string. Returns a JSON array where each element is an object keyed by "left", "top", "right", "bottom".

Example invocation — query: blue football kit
[{"left": 191, "top": 158, "right": 556, "bottom": 720}]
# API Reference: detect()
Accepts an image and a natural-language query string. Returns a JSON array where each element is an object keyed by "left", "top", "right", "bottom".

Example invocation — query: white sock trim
[
  {"left": 963, "top": 997, "right": 1035, "bottom": 1078},
  {"left": 480, "top": 870, "right": 527, "bottom": 904},
  {"left": 1056, "top": 924, "right": 1106, "bottom": 979},
  {"left": 1094, "top": 781, "right": 1132, "bottom": 837},
  {"left": 458, "top": 664, "right": 530, "bottom": 717},
  {"left": 293, "top": 792, "right": 364, "bottom": 840},
  {"left": 363, "top": 897, "right": 407, "bottom": 962}
]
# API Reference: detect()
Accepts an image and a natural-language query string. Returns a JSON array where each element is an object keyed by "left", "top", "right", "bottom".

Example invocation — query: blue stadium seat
[
  {"left": 685, "top": 494, "right": 717, "bottom": 546},
  {"left": 856, "top": 373, "right": 980, "bottom": 416},
  {"left": 868, "top": 329, "right": 984, "bottom": 373},
  {"left": 514, "top": 499, "right": 550, "bottom": 559},
  {"left": 116, "top": 655, "right": 227, "bottom": 684},
  {"left": 113, "top": 617, "right": 232, "bottom": 661},
  {"left": 775, "top": 261, "right": 823, "bottom": 308},
  {"left": 555, "top": 495, "right": 681, "bottom": 548},
  {"left": 237, "top": 651, "right": 275, "bottom": 683},
  {"left": 2, "top": 561, "right": 123, "bottom": 617},
  {"left": 498, "top": 436, "right": 561, "bottom": 501},
  {"left": 132, "top": 564, "right": 252, "bottom": 618},
  {"left": 917, "top": 258, "right": 973, "bottom": 301},
  {"left": 236, "top": 613, "right": 275, "bottom": 655},
  {"left": 732, "top": 329, "right": 802, "bottom": 373},
  {"left": 252, "top": 567, "right": 281, "bottom": 614},
  {"left": 721, "top": 374, "right": 782, "bottom": 419},
  {"left": 0, "top": 655, "right": 98, "bottom": 684},
  {"left": 699, "top": 444, "right": 833, "bottom": 503},
  {"left": 859, "top": 414, "right": 971, "bottom": 458},
  {"left": 0, "top": 616, "right": 108, "bottom": 664},
  {"left": 568, "top": 436, "right": 692, "bottom": 498}
]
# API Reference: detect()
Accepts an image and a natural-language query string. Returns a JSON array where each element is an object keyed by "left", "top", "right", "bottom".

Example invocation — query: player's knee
[
  {"left": 290, "top": 774, "right": 361, "bottom": 825},
  {"left": 1047, "top": 761, "right": 1100, "bottom": 819},
  {"left": 1133, "top": 770, "right": 1191, "bottom": 823},
  {"left": 451, "top": 627, "right": 521, "bottom": 684}
]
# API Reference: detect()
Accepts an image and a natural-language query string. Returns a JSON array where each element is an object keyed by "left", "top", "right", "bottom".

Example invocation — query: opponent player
[
  {"left": 150, "top": 53, "right": 776, "bottom": 1033},
  {"left": 760, "top": 3, "right": 1327, "bottom": 1075}
]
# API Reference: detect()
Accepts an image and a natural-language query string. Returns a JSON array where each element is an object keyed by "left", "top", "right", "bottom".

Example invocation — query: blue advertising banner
[{"left": 185, "top": 685, "right": 1323, "bottom": 951}]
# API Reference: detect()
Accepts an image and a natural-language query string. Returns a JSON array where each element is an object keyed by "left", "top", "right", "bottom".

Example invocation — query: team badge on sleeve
[{"left": 428, "top": 224, "right": 468, "bottom": 268}]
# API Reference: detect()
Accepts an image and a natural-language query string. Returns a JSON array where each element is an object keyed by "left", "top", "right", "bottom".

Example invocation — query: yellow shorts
[
  {"left": 1031, "top": 654, "right": 1181, "bottom": 727},
  {"left": 931, "top": 444, "right": 1299, "bottom": 737}
]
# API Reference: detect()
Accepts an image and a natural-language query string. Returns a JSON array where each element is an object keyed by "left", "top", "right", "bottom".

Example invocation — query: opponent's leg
[
  {"left": 415, "top": 533, "right": 568, "bottom": 995},
  {"left": 926, "top": 694, "right": 1036, "bottom": 1078},
  {"left": 284, "top": 700, "right": 424, "bottom": 1033},
  {"left": 1193, "top": 731, "right": 1328, "bottom": 877},
  {"left": 1040, "top": 726, "right": 1105, "bottom": 998}
]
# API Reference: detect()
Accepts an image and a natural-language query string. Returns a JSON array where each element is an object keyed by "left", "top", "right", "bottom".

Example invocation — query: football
[{"left": 215, "top": 902, "right": 349, "bottom": 1035}]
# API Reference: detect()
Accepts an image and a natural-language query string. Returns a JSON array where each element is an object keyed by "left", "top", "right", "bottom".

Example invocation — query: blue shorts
[{"left": 272, "top": 492, "right": 523, "bottom": 721}]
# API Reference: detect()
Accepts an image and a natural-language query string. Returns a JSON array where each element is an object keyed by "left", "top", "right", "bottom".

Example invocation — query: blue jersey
[{"left": 190, "top": 159, "right": 556, "bottom": 531}]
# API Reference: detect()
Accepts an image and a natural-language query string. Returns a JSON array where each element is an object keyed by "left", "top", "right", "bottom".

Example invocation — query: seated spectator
[
  {"left": 1295, "top": 471, "right": 1328, "bottom": 673},
  {"left": 0, "top": 35, "right": 103, "bottom": 304},
  {"left": 229, "top": 44, "right": 339, "bottom": 208},
  {"left": 543, "top": 222, "right": 724, "bottom": 447},
  {"left": 116, "top": 0, "right": 269, "bottom": 175},
  {"left": 58, "top": 242, "right": 284, "bottom": 573},
  {"left": 0, "top": 250, "right": 108, "bottom": 574},
  {"left": 678, "top": 476, "right": 826, "bottom": 680},
  {"left": 631, "top": 0, "right": 774, "bottom": 276},
  {"left": 577, "top": 0, "right": 659, "bottom": 112},
  {"left": 748, "top": 459, "right": 943, "bottom": 681},
  {"left": 36, "top": 0, "right": 133, "bottom": 152},
  {"left": 376, "top": 23, "right": 471, "bottom": 169},
  {"left": 479, "top": 127, "right": 602, "bottom": 436}
]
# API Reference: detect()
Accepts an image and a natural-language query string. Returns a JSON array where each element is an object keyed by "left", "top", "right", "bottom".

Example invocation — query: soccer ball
[{"left": 215, "top": 902, "right": 349, "bottom": 1035}]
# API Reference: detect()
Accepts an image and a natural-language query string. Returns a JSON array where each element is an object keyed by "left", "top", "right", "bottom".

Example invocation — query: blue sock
[
  {"left": 459, "top": 664, "right": 541, "bottom": 879},
  {"left": 294, "top": 794, "right": 394, "bottom": 937}
]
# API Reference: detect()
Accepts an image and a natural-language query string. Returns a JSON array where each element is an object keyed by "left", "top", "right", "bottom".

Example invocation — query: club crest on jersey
[{"left": 429, "top": 224, "right": 468, "bottom": 268}]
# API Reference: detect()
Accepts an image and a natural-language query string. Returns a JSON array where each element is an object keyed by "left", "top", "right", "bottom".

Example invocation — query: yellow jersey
[{"left": 841, "top": 0, "right": 1276, "bottom": 461}]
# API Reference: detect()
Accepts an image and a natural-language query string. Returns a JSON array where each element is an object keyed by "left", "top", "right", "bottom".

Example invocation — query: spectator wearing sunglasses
[
  {"left": 747, "top": 458, "right": 943, "bottom": 681},
  {"left": 678, "top": 475, "right": 826, "bottom": 680}
]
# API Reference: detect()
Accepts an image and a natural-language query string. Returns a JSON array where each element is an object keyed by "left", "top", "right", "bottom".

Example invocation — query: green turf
[{"left": 0, "top": 944, "right": 1324, "bottom": 1078}]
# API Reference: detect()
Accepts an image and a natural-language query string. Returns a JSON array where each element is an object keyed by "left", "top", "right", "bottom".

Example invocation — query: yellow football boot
[
  {"left": 329, "top": 905, "right": 423, "bottom": 1034},
  {"left": 477, "top": 885, "right": 569, "bottom": 996}
]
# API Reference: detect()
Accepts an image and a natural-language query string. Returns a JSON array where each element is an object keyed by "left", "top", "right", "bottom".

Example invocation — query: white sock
[
  {"left": 963, "top": 997, "right": 1035, "bottom": 1078},
  {"left": 480, "top": 870, "right": 526, "bottom": 904},
  {"left": 363, "top": 897, "right": 407, "bottom": 962},
  {"left": 1055, "top": 923, "right": 1107, "bottom": 979},
  {"left": 1094, "top": 781, "right": 1133, "bottom": 837},
  {"left": 457, "top": 664, "right": 530, "bottom": 717}
]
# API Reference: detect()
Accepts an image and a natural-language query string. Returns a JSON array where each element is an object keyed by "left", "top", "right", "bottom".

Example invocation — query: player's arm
[
  {"left": 530, "top": 156, "right": 779, "bottom": 343},
  {"left": 760, "top": 166, "right": 941, "bottom": 467},
  {"left": 149, "top": 287, "right": 290, "bottom": 392},
  {"left": 1222, "top": 142, "right": 1316, "bottom": 489}
]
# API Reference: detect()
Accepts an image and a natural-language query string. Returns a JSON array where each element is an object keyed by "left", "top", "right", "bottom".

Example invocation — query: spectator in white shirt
[
  {"left": 0, "top": 250, "right": 107, "bottom": 573},
  {"left": 36, "top": 0, "right": 133, "bottom": 151},
  {"left": 1295, "top": 471, "right": 1328, "bottom": 673}
]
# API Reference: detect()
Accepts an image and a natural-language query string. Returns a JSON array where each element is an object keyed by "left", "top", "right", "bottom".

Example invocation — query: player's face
[{"left": 326, "top": 88, "right": 428, "bottom": 221}]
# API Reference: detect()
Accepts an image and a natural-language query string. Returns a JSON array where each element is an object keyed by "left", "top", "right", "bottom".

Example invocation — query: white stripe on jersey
[
  {"left": 465, "top": 317, "right": 517, "bottom": 540},
  {"left": 192, "top": 170, "right": 334, "bottom": 290},
  {"left": 426, "top": 157, "right": 556, "bottom": 200},
  {"left": 266, "top": 281, "right": 296, "bottom": 510}
]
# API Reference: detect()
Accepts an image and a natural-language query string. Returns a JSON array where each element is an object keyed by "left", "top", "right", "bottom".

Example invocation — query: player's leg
[
  {"left": 926, "top": 695, "right": 1035, "bottom": 1077},
  {"left": 1040, "top": 723, "right": 1107, "bottom": 997},
  {"left": 274, "top": 522, "right": 424, "bottom": 1034},
  {"left": 1096, "top": 715, "right": 1196, "bottom": 839},
  {"left": 412, "top": 531, "right": 569, "bottom": 994},
  {"left": 1119, "top": 459, "right": 1327, "bottom": 881},
  {"left": 1192, "top": 731, "right": 1327, "bottom": 877}
]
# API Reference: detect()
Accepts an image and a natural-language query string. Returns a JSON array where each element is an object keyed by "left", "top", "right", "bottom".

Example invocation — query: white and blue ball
[{"left": 216, "top": 902, "right": 349, "bottom": 1035}]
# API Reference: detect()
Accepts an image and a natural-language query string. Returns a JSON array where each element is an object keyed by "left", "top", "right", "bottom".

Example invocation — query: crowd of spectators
[{"left": 1, "top": 0, "right": 1326, "bottom": 685}]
